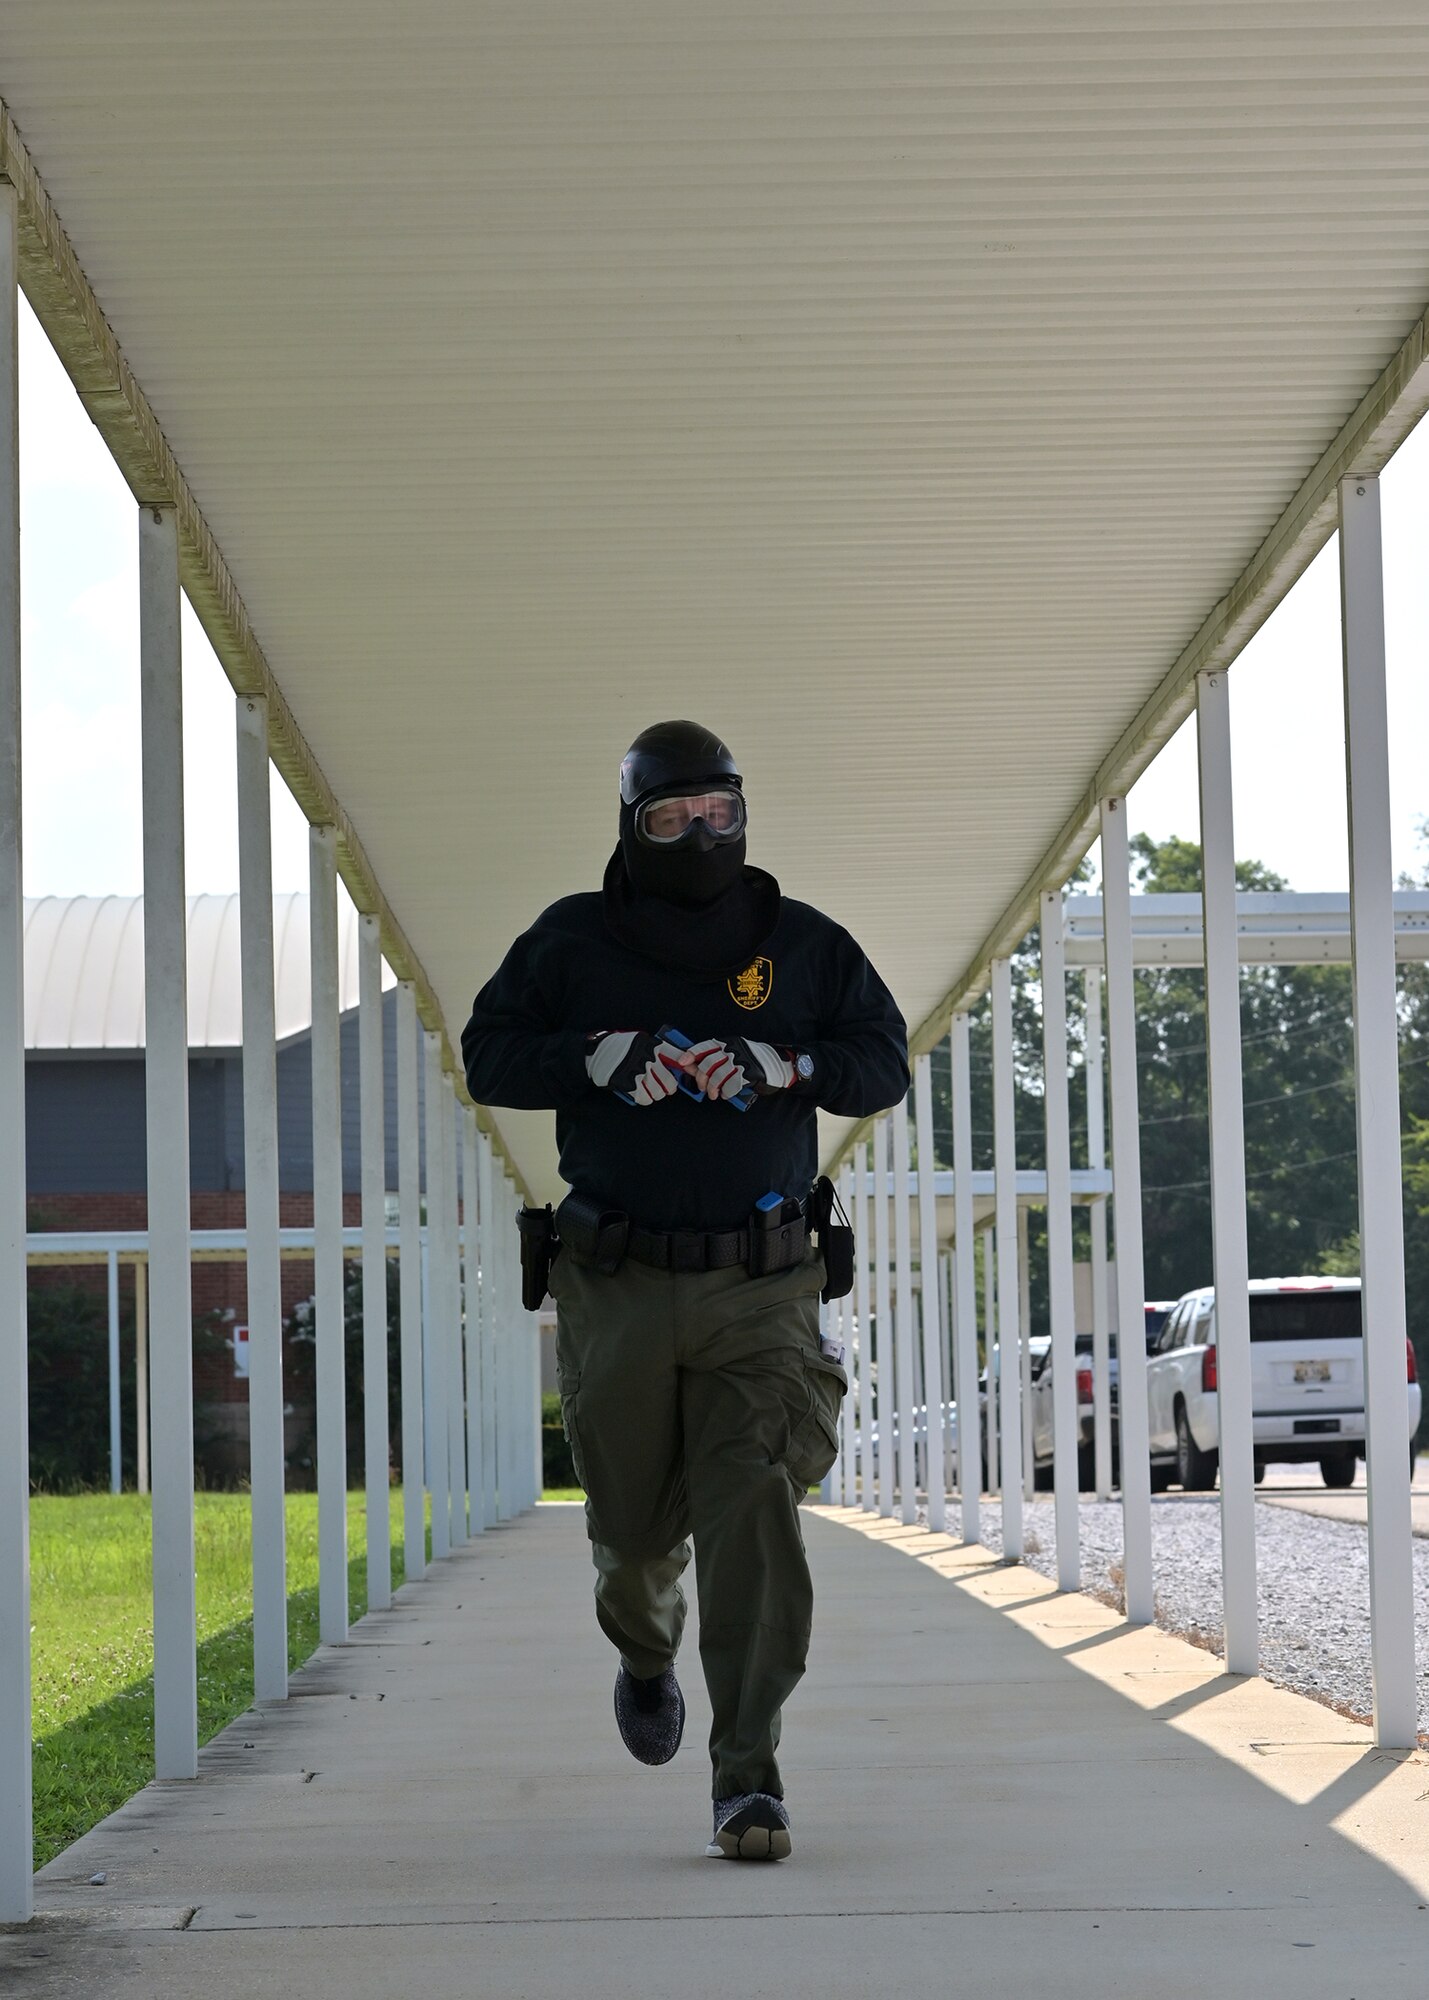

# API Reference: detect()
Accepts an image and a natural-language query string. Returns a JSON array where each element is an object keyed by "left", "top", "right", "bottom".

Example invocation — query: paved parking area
[{"left": 4, "top": 1502, "right": 1428, "bottom": 1999}]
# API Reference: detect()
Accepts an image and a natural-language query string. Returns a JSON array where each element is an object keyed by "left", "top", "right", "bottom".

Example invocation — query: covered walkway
[
  {"left": 5, "top": 3, "right": 1429, "bottom": 1977},
  {"left": 6, "top": 1503, "right": 1426, "bottom": 1997}
]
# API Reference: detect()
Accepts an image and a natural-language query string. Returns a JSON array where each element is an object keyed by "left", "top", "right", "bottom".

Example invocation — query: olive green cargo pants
[{"left": 548, "top": 1245, "right": 846, "bottom": 1801}]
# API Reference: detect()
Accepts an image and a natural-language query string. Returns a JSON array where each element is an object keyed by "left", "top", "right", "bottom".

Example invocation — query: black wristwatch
[{"left": 793, "top": 1050, "right": 815, "bottom": 1087}]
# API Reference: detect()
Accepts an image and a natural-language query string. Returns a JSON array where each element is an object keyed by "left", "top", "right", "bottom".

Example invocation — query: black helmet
[{"left": 618, "top": 720, "right": 742, "bottom": 807}]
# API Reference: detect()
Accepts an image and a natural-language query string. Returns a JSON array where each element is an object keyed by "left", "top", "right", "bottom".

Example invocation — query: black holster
[
  {"left": 553, "top": 1190, "right": 631, "bottom": 1276},
  {"left": 748, "top": 1198, "right": 807, "bottom": 1277},
  {"left": 516, "top": 1203, "right": 558, "bottom": 1310},
  {"left": 810, "top": 1174, "right": 855, "bottom": 1302}
]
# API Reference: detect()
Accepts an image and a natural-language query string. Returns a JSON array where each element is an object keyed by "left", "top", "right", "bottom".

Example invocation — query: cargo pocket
[
  {"left": 780, "top": 1349, "right": 848, "bottom": 1488},
  {"left": 556, "top": 1362, "right": 588, "bottom": 1489}
]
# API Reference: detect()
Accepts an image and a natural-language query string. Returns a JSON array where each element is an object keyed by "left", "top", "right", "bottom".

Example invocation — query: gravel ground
[{"left": 970, "top": 1494, "right": 1429, "bottom": 1733}]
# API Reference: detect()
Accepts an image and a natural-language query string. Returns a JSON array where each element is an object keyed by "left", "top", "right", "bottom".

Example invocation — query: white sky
[{"left": 17, "top": 294, "right": 1429, "bottom": 899}]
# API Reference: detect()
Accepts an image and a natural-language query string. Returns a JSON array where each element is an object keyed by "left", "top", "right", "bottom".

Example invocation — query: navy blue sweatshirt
[{"left": 461, "top": 892, "right": 909, "bottom": 1232}]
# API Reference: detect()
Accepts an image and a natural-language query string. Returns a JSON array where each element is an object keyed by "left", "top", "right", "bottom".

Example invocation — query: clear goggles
[{"left": 634, "top": 787, "right": 747, "bottom": 847}]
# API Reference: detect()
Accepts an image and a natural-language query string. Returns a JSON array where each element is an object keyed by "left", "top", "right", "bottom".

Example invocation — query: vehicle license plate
[{"left": 1294, "top": 1360, "right": 1331, "bottom": 1384}]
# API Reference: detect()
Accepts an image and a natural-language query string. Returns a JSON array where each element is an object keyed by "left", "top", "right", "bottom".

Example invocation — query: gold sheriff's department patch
[{"left": 729, "top": 956, "right": 774, "bottom": 1011}]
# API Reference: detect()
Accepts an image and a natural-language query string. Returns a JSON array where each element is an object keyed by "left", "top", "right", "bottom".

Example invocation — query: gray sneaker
[
  {"left": 613, "top": 1664, "right": 685, "bottom": 1766},
  {"left": 705, "top": 1792, "right": 792, "bottom": 1861}
]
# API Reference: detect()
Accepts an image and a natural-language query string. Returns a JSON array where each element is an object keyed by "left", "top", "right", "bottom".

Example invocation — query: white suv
[{"left": 1144, "top": 1277, "right": 1421, "bottom": 1491}]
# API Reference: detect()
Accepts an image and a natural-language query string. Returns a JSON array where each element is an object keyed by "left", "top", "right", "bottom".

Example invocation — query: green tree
[
  {"left": 923, "top": 834, "right": 1378, "bottom": 1339},
  {"left": 1127, "top": 834, "right": 1362, "bottom": 1300}
]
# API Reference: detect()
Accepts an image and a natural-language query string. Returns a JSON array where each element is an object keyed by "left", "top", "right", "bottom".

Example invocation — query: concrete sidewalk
[{"left": 5, "top": 1503, "right": 1428, "bottom": 1998}]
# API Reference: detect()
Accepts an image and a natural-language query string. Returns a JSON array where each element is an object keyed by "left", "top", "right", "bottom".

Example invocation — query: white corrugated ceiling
[{"left": 3, "top": 4, "right": 1429, "bottom": 1198}]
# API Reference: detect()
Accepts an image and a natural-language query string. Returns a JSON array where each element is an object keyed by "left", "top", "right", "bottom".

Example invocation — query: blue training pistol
[{"left": 613, "top": 1023, "right": 756, "bottom": 1111}]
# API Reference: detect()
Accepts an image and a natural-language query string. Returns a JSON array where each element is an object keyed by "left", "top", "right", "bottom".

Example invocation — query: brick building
[{"left": 24, "top": 893, "right": 424, "bottom": 1471}]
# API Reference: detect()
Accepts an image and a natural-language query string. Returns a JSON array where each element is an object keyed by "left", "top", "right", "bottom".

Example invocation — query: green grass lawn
[{"left": 30, "top": 1487, "right": 423, "bottom": 1870}]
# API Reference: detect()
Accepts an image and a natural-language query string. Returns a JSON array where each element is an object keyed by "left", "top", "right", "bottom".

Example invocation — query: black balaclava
[
  {"left": 618, "top": 796, "right": 746, "bottom": 908},
  {"left": 603, "top": 719, "right": 781, "bottom": 978}
]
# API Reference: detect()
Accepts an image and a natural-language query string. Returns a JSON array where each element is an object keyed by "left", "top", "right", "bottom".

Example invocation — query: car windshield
[{"left": 1249, "top": 1291, "right": 1362, "bottom": 1342}]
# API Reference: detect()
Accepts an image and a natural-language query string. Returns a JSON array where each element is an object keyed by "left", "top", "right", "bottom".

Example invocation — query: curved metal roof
[{"left": 22, "top": 894, "right": 379, "bottom": 1050}]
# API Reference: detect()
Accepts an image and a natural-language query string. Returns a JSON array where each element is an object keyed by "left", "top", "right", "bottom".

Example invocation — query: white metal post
[
  {"left": 1084, "top": 966, "right": 1113, "bottom": 1500},
  {"left": 359, "top": 915, "right": 391, "bottom": 1609},
  {"left": 819, "top": 1299, "right": 838, "bottom": 1504},
  {"left": 423, "top": 1032, "right": 450, "bottom": 1557},
  {"left": 501, "top": 1187, "right": 518, "bottom": 1513},
  {"left": 495, "top": 1187, "right": 509, "bottom": 1516},
  {"left": 828, "top": 1168, "right": 852, "bottom": 1504},
  {"left": 991, "top": 958, "right": 1024, "bottom": 1554},
  {"left": 818, "top": 1298, "right": 834, "bottom": 1503},
  {"left": 1196, "top": 670, "right": 1257, "bottom": 1674},
  {"left": 107, "top": 1251, "right": 122, "bottom": 1494},
  {"left": 396, "top": 983, "right": 425, "bottom": 1581},
  {"left": 891, "top": 1095, "right": 918, "bottom": 1524},
  {"left": 1339, "top": 473, "right": 1417, "bottom": 1746},
  {"left": 1042, "top": 889, "right": 1080, "bottom": 1593},
  {"left": 488, "top": 1152, "right": 509, "bottom": 1521},
  {"left": 982, "top": 1228, "right": 999, "bottom": 1494},
  {"left": 531, "top": 1250, "right": 543, "bottom": 1505},
  {"left": 135, "top": 1258, "right": 149, "bottom": 1497},
  {"left": 854, "top": 1143, "right": 874, "bottom": 1512},
  {"left": 140, "top": 501, "right": 197, "bottom": 1780},
  {"left": 951, "top": 1015, "right": 981, "bottom": 1539},
  {"left": 528, "top": 1199, "right": 541, "bottom": 1509},
  {"left": 1100, "top": 796, "right": 1153, "bottom": 1622},
  {"left": 237, "top": 695, "right": 288, "bottom": 1700},
  {"left": 442, "top": 1076, "right": 467, "bottom": 1546},
  {"left": 310, "top": 826, "right": 347, "bottom": 1638},
  {"left": 913, "top": 1057, "right": 947, "bottom": 1530},
  {"left": 478, "top": 1127, "right": 498, "bottom": 1527},
  {"left": 871, "top": 1118, "right": 893, "bottom": 1517},
  {"left": 500, "top": 1168, "right": 524, "bottom": 1512},
  {"left": 0, "top": 178, "right": 30, "bottom": 1920},
  {"left": 517, "top": 1192, "right": 535, "bottom": 1510},
  {"left": 833, "top": 1172, "right": 851, "bottom": 1506},
  {"left": 1018, "top": 1208, "right": 1033, "bottom": 1504},
  {"left": 462, "top": 1105, "right": 484, "bottom": 1537},
  {"left": 525, "top": 1195, "right": 539, "bottom": 1508},
  {"left": 1088, "top": 1195, "right": 1112, "bottom": 1497},
  {"left": 840, "top": 1280, "right": 855, "bottom": 1505},
  {"left": 497, "top": 1178, "right": 519, "bottom": 1517},
  {"left": 943, "top": 1249, "right": 955, "bottom": 1484},
  {"left": 523, "top": 1193, "right": 537, "bottom": 1510}
]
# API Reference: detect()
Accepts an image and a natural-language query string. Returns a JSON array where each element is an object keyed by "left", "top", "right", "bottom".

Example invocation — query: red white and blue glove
[
  {"left": 684, "top": 1036, "right": 799, "bottom": 1100},
  {"left": 585, "top": 1030, "right": 686, "bottom": 1106}
]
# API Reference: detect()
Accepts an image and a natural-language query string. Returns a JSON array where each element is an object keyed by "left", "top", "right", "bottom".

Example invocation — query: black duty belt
[
  {"left": 627, "top": 1223, "right": 759, "bottom": 1273},
  {"left": 554, "top": 1188, "right": 809, "bottom": 1279},
  {"left": 548, "top": 1182, "right": 850, "bottom": 1302},
  {"left": 627, "top": 1200, "right": 810, "bottom": 1275}
]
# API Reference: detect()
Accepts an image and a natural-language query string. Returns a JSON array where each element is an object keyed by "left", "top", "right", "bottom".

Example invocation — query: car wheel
[
  {"left": 1320, "top": 1453, "right": 1356, "bottom": 1490},
  {"left": 1032, "top": 1456, "right": 1054, "bottom": 1492},
  {"left": 1149, "top": 1460, "right": 1174, "bottom": 1494},
  {"left": 1175, "top": 1404, "right": 1218, "bottom": 1491},
  {"left": 1077, "top": 1445, "right": 1096, "bottom": 1493},
  {"left": 1253, "top": 1460, "right": 1266, "bottom": 1485}
]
